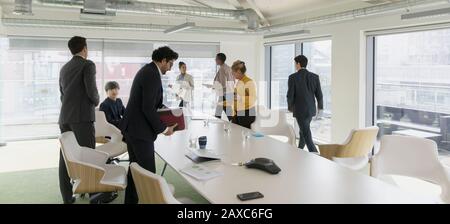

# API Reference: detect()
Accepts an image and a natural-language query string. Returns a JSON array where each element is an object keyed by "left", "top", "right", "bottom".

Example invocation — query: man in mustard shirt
[{"left": 231, "top": 60, "right": 257, "bottom": 129}]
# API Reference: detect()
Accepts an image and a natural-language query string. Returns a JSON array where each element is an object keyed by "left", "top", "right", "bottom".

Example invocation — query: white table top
[{"left": 155, "top": 119, "right": 434, "bottom": 204}]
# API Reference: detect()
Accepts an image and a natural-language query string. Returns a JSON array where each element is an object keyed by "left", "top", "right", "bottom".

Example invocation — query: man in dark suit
[
  {"left": 287, "top": 55, "right": 323, "bottom": 153},
  {"left": 99, "top": 81, "right": 125, "bottom": 129},
  {"left": 121, "top": 46, "right": 179, "bottom": 204},
  {"left": 58, "top": 36, "right": 100, "bottom": 204}
]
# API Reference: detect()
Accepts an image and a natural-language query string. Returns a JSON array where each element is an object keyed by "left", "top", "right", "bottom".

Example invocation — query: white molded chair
[
  {"left": 371, "top": 135, "right": 450, "bottom": 203},
  {"left": 130, "top": 162, "right": 193, "bottom": 204},
  {"left": 59, "top": 131, "right": 127, "bottom": 203},
  {"left": 318, "top": 126, "right": 379, "bottom": 171},
  {"left": 95, "top": 110, "right": 127, "bottom": 160},
  {"left": 251, "top": 105, "right": 296, "bottom": 147}
]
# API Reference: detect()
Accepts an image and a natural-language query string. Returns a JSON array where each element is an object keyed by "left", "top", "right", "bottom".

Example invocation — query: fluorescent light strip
[
  {"left": 401, "top": 7, "right": 450, "bottom": 20},
  {"left": 164, "top": 22, "right": 196, "bottom": 34},
  {"left": 264, "top": 30, "right": 311, "bottom": 39}
]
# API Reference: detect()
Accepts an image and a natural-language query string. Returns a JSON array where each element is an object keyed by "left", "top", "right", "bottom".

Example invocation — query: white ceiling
[
  {"left": 0, "top": 0, "right": 430, "bottom": 33},
  {"left": 137, "top": 0, "right": 375, "bottom": 21},
  {"left": 0, "top": 0, "right": 397, "bottom": 23}
]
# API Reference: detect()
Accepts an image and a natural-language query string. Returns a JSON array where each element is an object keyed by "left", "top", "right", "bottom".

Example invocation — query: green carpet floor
[{"left": 0, "top": 155, "right": 209, "bottom": 204}]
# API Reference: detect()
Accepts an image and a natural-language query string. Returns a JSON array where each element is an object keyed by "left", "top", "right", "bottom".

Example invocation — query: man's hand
[
  {"left": 164, "top": 124, "right": 178, "bottom": 136},
  {"left": 314, "top": 109, "right": 323, "bottom": 120}
]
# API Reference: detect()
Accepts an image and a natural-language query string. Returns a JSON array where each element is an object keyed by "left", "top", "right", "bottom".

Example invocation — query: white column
[{"left": 331, "top": 27, "right": 365, "bottom": 143}]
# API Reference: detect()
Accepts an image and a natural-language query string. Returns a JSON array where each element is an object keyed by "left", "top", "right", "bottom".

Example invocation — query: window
[
  {"left": 270, "top": 44, "right": 295, "bottom": 109},
  {"left": 369, "top": 28, "right": 450, "bottom": 155},
  {"left": 0, "top": 38, "right": 72, "bottom": 141},
  {"left": 161, "top": 43, "right": 219, "bottom": 114},
  {"left": 303, "top": 40, "right": 332, "bottom": 142},
  {"left": 267, "top": 39, "right": 332, "bottom": 143},
  {"left": 103, "top": 40, "right": 153, "bottom": 104},
  {"left": 0, "top": 37, "right": 218, "bottom": 141}
]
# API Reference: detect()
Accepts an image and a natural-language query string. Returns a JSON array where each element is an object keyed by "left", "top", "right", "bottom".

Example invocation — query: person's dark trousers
[
  {"left": 59, "top": 122, "right": 95, "bottom": 204},
  {"left": 215, "top": 96, "right": 233, "bottom": 121},
  {"left": 232, "top": 108, "right": 256, "bottom": 129},
  {"left": 296, "top": 117, "right": 318, "bottom": 152},
  {"left": 124, "top": 134, "right": 156, "bottom": 204}
]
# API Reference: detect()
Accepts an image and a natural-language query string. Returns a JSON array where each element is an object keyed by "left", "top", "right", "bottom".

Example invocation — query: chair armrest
[
  {"left": 105, "top": 125, "right": 123, "bottom": 143},
  {"left": 318, "top": 144, "right": 342, "bottom": 160},
  {"left": 69, "top": 161, "right": 109, "bottom": 194},
  {"left": 79, "top": 147, "right": 109, "bottom": 166}
]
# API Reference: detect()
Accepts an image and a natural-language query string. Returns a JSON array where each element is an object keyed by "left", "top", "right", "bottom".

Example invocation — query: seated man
[{"left": 100, "top": 81, "right": 126, "bottom": 129}]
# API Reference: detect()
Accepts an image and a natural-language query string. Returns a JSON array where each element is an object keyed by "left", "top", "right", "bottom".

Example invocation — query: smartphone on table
[{"left": 237, "top": 191, "right": 264, "bottom": 201}]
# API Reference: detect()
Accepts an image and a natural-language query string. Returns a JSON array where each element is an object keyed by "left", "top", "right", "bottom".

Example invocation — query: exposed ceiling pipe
[
  {"left": 13, "top": 0, "right": 32, "bottom": 15},
  {"left": 1, "top": 17, "right": 252, "bottom": 34},
  {"left": 261, "top": 0, "right": 448, "bottom": 32},
  {"left": 34, "top": 0, "right": 260, "bottom": 29},
  {"left": 3, "top": 0, "right": 447, "bottom": 35}
]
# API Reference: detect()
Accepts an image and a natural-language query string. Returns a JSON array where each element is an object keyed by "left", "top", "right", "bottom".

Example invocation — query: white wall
[
  {"left": 263, "top": 12, "right": 450, "bottom": 143},
  {"left": 220, "top": 40, "right": 263, "bottom": 83}
]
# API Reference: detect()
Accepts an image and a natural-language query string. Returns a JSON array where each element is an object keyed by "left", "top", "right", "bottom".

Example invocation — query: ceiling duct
[
  {"left": 261, "top": 0, "right": 446, "bottom": 32},
  {"left": 13, "top": 0, "right": 33, "bottom": 15},
  {"left": 401, "top": 6, "right": 450, "bottom": 20},
  {"left": 243, "top": 9, "right": 259, "bottom": 30},
  {"left": 82, "top": 0, "right": 106, "bottom": 14},
  {"left": 35, "top": 0, "right": 261, "bottom": 29},
  {"left": 80, "top": 0, "right": 116, "bottom": 20}
]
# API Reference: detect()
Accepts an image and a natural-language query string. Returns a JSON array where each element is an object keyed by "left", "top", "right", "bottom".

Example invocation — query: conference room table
[{"left": 155, "top": 117, "right": 434, "bottom": 204}]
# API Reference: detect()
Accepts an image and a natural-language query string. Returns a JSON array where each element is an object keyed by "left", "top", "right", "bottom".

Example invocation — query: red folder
[{"left": 157, "top": 107, "right": 185, "bottom": 131}]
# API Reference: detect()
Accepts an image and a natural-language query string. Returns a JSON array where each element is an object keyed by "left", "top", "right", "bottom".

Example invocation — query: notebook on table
[
  {"left": 180, "top": 164, "right": 223, "bottom": 181},
  {"left": 185, "top": 148, "right": 221, "bottom": 163}
]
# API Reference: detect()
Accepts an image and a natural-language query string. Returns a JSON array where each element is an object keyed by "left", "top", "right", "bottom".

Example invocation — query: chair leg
[
  {"left": 161, "top": 162, "right": 168, "bottom": 176},
  {"left": 89, "top": 193, "right": 106, "bottom": 204},
  {"left": 89, "top": 192, "right": 118, "bottom": 204}
]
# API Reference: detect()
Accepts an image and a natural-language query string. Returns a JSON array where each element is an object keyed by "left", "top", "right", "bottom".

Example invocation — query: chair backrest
[
  {"left": 251, "top": 105, "right": 296, "bottom": 146},
  {"left": 336, "top": 126, "right": 379, "bottom": 158},
  {"left": 95, "top": 110, "right": 122, "bottom": 138},
  {"left": 59, "top": 131, "right": 83, "bottom": 166},
  {"left": 94, "top": 110, "right": 123, "bottom": 143},
  {"left": 371, "top": 135, "right": 450, "bottom": 203},
  {"left": 130, "top": 163, "right": 180, "bottom": 204},
  {"left": 59, "top": 131, "right": 125, "bottom": 194}
]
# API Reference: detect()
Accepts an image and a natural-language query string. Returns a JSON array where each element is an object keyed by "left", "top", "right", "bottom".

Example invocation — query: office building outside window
[
  {"left": 268, "top": 39, "right": 332, "bottom": 143},
  {"left": 371, "top": 28, "right": 450, "bottom": 155}
]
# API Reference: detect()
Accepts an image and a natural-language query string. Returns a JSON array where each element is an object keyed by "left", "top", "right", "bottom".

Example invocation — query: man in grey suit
[
  {"left": 58, "top": 36, "right": 99, "bottom": 204},
  {"left": 287, "top": 55, "right": 323, "bottom": 153}
]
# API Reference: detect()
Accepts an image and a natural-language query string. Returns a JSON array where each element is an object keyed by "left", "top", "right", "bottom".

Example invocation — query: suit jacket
[
  {"left": 59, "top": 56, "right": 100, "bottom": 124},
  {"left": 120, "top": 62, "right": 166, "bottom": 141},
  {"left": 99, "top": 98, "right": 126, "bottom": 128},
  {"left": 287, "top": 68, "right": 323, "bottom": 119}
]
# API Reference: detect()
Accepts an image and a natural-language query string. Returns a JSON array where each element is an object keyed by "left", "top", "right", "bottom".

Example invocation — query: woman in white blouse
[{"left": 170, "top": 61, "right": 194, "bottom": 108}]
